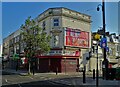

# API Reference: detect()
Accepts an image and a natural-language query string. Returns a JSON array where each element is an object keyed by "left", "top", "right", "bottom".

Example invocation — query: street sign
[
  {"left": 106, "top": 47, "right": 109, "bottom": 52},
  {"left": 100, "top": 37, "right": 107, "bottom": 48},
  {"left": 13, "top": 54, "right": 19, "bottom": 60},
  {"left": 82, "top": 53, "right": 89, "bottom": 66}
]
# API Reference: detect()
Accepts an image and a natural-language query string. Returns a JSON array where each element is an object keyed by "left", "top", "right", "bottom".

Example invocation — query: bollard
[
  {"left": 56, "top": 67, "right": 58, "bottom": 75},
  {"left": 83, "top": 69, "right": 86, "bottom": 83},
  {"left": 83, "top": 66, "right": 86, "bottom": 83},
  {"left": 16, "top": 62, "right": 18, "bottom": 71},
  {"left": 93, "top": 69, "right": 95, "bottom": 79},
  {"left": 33, "top": 69, "right": 35, "bottom": 75}
]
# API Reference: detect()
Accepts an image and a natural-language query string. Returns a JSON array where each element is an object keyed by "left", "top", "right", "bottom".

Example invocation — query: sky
[
  {"left": 1, "top": 2, "right": 119, "bottom": 44},
  {"left": 0, "top": 2, "right": 2, "bottom": 45}
]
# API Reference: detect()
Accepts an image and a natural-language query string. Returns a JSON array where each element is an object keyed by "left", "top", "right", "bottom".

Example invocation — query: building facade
[
  {"left": 0, "top": 44, "right": 2, "bottom": 57},
  {"left": 91, "top": 32, "right": 120, "bottom": 73},
  {"left": 3, "top": 7, "right": 91, "bottom": 72},
  {"left": 108, "top": 34, "right": 120, "bottom": 68}
]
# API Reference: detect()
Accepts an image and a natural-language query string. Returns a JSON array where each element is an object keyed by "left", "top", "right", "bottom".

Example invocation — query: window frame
[{"left": 53, "top": 18, "right": 59, "bottom": 27}]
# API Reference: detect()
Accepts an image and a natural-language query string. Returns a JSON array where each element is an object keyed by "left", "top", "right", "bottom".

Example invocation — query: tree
[{"left": 21, "top": 16, "right": 51, "bottom": 74}]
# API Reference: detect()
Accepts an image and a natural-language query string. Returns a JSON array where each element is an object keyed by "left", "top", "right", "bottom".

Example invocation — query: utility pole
[
  {"left": 97, "top": 0, "right": 108, "bottom": 80},
  {"left": 102, "top": 0, "right": 108, "bottom": 80}
]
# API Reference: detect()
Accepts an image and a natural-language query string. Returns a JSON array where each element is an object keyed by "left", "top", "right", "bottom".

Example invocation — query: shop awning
[{"left": 36, "top": 55, "right": 80, "bottom": 59}]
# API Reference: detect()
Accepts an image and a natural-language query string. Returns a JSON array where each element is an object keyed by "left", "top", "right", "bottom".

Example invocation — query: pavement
[
  {"left": 2, "top": 68, "right": 83, "bottom": 76},
  {"left": 2, "top": 68, "right": 120, "bottom": 87}
]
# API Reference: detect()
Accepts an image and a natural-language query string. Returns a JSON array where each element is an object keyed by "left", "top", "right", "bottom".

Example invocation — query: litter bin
[{"left": 116, "top": 67, "right": 120, "bottom": 80}]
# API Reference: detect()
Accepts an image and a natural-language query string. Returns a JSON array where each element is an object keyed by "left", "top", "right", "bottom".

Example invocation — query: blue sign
[
  {"left": 106, "top": 47, "right": 109, "bottom": 52},
  {"left": 100, "top": 38, "right": 107, "bottom": 48}
]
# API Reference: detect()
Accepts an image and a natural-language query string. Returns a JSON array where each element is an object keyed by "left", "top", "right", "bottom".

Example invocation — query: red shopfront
[
  {"left": 37, "top": 55, "right": 79, "bottom": 73},
  {"left": 36, "top": 28, "right": 90, "bottom": 73}
]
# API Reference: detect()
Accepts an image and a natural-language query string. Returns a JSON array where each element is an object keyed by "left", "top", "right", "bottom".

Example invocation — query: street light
[
  {"left": 97, "top": 0, "right": 108, "bottom": 80},
  {"left": 95, "top": 33, "right": 100, "bottom": 87}
]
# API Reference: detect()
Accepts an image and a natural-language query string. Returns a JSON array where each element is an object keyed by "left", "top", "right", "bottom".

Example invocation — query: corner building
[
  {"left": 36, "top": 7, "right": 91, "bottom": 73},
  {"left": 3, "top": 7, "right": 92, "bottom": 73}
]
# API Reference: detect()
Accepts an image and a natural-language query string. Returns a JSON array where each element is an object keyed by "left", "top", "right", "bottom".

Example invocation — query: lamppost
[
  {"left": 95, "top": 33, "right": 100, "bottom": 87},
  {"left": 97, "top": 0, "right": 108, "bottom": 80}
]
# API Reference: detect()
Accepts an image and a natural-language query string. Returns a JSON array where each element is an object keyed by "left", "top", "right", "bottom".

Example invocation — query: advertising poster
[{"left": 65, "top": 28, "right": 89, "bottom": 48}]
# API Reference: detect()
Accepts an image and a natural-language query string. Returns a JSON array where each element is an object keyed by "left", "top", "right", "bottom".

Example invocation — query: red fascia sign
[
  {"left": 64, "top": 50, "right": 80, "bottom": 56},
  {"left": 64, "top": 28, "right": 89, "bottom": 48}
]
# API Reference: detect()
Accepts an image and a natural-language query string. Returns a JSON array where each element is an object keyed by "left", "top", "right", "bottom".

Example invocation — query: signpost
[
  {"left": 100, "top": 37, "right": 107, "bottom": 48},
  {"left": 95, "top": 33, "right": 100, "bottom": 87},
  {"left": 100, "top": 37, "right": 109, "bottom": 80},
  {"left": 82, "top": 52, "right": 90, "bottom": 83}
]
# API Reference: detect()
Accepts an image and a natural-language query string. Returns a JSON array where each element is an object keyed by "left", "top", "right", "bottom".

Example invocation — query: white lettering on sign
[{"left": 102, "top": 65, "right": 105, "bottom": 68}]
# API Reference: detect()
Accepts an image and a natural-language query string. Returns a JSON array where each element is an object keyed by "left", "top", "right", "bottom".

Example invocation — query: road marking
[
  {"left": 29, "top": 77, "right": 33, "bottom": 79},
  {"left": 40, "top": 77, "right": 45, "bottom": 79},
  {"left": 47, "top": 78, "right": 52, "bottom": 80},
  {"left": 71, "top": 80, "right": 76, "bottom": 86},
  {"left": 60, "top": 80, "right": 64, "bottom": 81},
  {"left": 5, "top": 79, "right": 8, "bottom": 83},
  {"left": 18, "top": 84, "right": 22, "bottom": 87},
  {"left": 44, "top": 78, "right": 48, "bottom": 80}
]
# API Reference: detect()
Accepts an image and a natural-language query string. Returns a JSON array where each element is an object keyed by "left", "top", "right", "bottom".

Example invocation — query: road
[
  {"left": 2, "top": 71, "right": 120, "bottom": 87},
  {"left": 2, "top": 71, "right": 69, "bottom": 87}
]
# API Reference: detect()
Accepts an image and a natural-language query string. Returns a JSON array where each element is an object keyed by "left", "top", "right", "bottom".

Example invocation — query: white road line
[
  {"left": 60, "top": 80, "right": 64, "bottom": 81},
  {"left": 44, "top": 78, "right": 48, "bottom": 80},
  {"left": 29, "top": 77, "right": 33, "bottom": 79},
  {"left": 5, "top": 79, "right": 8, "bottom": 83},
  {"left": 47, "top": 78, "right": 52, "bottom": 80},
  {"left": 40, "top": 77, "right": 45, "bottom": 78},
  {"left": 18, "top": 84, "right": 22, "bottom": 87}
]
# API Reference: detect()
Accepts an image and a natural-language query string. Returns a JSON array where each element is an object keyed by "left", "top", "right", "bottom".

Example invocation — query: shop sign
[
  {"left": 69, "top": 62, "right": 76, "bottom": 65},
  {"left": 64, "top": 50, "right": 80, "bottom": 56}
]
